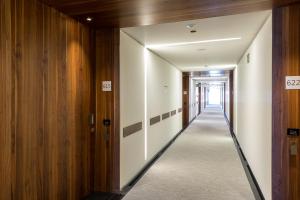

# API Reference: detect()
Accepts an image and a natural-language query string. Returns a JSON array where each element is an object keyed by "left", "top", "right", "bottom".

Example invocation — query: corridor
[{"left": 123, "top": 106, "right": 255, "bottom": 200}]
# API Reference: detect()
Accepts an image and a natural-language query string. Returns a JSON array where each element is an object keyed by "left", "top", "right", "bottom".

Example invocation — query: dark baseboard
[
  {"left": 121, "top": 116, "right": 197, "bottom": 195},
  {"left": 224, "top": 114, "right": 265, "bottom": 200},
  {"left": 83, "top": 192, "right": 123, "bottom": 200}
]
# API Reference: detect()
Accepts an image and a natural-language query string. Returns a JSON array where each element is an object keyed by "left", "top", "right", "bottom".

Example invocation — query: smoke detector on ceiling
[
  {"left": 186, "top": 24, "right": 197, "bottom": 33},
  {"left": 186, "top": 24, "right": 195, "bottom": 29}
]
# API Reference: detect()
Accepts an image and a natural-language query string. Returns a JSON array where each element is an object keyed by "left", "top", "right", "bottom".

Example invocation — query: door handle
[{"left": 103, "top": 119, "right": 111, "bottom": 141}]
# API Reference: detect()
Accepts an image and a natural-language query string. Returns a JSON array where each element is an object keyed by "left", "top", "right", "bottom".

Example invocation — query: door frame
[
  {"left": 95, "top": 2, "right": 300, "bottom": 198},
  {"left": 229, "top": 70, "right": 234, "bottom": 132},
  {"left": 272, "top": 2, "right": 300, "bottom": 200},
  {"left": 94, "top": 28, "right": 120, "bottom": 193},
  {"left": 182, "top": 73, "right": 190, "bottom": 128}
]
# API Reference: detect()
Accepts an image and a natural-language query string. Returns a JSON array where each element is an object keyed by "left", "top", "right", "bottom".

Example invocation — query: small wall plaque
[
  {"left": 285, "top": 76, "right": 300, "bottom": 90},
  {"left": 102, "top": 81, "right": 112, "bottom": 91}
]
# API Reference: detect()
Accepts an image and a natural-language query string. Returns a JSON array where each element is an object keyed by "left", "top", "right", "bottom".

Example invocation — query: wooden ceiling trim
[
  {"left": 43, "top": 0, "right": 271, "bottom": 16},
  {"left": 39, "top": 0, "right": 273, "bottom": 28}
]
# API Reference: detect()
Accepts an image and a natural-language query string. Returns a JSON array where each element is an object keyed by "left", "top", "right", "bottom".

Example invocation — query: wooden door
[
  {"left": 229, "top": 70, "right": 234, "bottom": 131},
  {"left": 94, "top": 28, "right": 120, "bottom": 193},
  {"left": 198, "top": 85, "right": 201, "bottom": 115},
  {"left": 273, "top": 2, "right": 300, "bottom": 200},
  {"left": 182, "top": 73, "right": 190, "bottom": 128},
  {"left": 204, "top": 87, "right": 207, "bottom": 109}
]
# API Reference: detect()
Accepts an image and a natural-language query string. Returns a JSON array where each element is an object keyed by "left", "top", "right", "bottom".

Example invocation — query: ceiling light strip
[{"left": 145, "top": 37, "right": 241, "bottom": 49}]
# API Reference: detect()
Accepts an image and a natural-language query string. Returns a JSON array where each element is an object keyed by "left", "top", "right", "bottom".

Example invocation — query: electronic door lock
[
  {"left": 287, "top": 128, "right": 300, "bottom": 136},
  {"left": 103, "top": 119, "right": 111, "bottom": 127}
]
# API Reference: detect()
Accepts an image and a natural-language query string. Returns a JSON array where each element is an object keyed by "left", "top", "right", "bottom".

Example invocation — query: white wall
[
  {"left": 233, "top": 69, "right": 238, "bottom": 134},
  {"left": 201, "top": 85, "right": 205, "bottom": 111},
  {"left": 120, "top": 32, "right": 146, "bottom": 189},
  {"left": 234, "top": 15, "right": 272, "bottom": 200},
  {"left": 147, "top": 50, "right": 182, "bottom": 161},
  {"left": 189, "top": 79, "right": 197, "bottom": 121},
  {"left": 120, "top": 31, "right": 182, "bottom": 189},
  {"left": 225, "top": 74, "right": 230, "bottom": 120}
]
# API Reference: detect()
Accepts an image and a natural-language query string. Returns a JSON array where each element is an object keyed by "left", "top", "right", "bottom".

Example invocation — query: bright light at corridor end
[
  {"left": 145, "top": 37, "right": 242, "bottom": 49},
  {"left": 209, "top": 70, "right": 220, "bottom": 74}
]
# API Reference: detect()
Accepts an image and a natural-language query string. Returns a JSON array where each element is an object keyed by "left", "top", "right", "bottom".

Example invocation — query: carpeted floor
[{"left": 122, "top": 106, "right": 255, "bottom": 200}]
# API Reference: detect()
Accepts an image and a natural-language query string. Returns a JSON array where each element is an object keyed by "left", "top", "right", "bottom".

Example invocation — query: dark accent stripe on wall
[
  {"left": 178, "top": 108, "right": 182, "bottom": 113},
  {"left": 150, "top": 116, "right": 160, "bottom": 126},
  {"left": 171, "top": 110, "right": 176, "bottom": 116},
  {"left": 123, "top": 122, "right": 143, "bottom": 138},
  {"left": 122, "top": 116, "right": 197, "bottom": 194},
  {"left": 162, "top": 112, "right": 170, "bottom": 120}
]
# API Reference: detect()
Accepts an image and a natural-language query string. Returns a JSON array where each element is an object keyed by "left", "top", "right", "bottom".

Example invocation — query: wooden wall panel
[
  {"left": 273, "top": 3, "right": 300, "bottom": 200},
  {"left": 43, "top": 8, "right": 69, "bottom": 199},
  {"left": 0, "top": 0, "right": 94, "bottom": 199},
  {"left": 182, "top": 73, "right": 189, "bottom": 128},
  {"left": 38, "top": 0, "right": 273, "bottom": 28},
  {"left": 229, "top": 70, "right": 234, "bottom": 131},
  {"left": 0, "top": 0, "right": 13, "bottom": 199},
  {"left": 94, "top": 28, "right": 120, "bottom": 193},
  {"left": 274, "top": 0, "right": 300, "bottom": 7},
  {"left": 14, "top": 1, "right": 45, "bottom": 199}
]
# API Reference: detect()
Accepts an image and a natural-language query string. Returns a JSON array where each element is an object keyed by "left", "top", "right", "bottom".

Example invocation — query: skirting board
[{"left": 224, "top": 114, "right": 265, "bottom": 200}]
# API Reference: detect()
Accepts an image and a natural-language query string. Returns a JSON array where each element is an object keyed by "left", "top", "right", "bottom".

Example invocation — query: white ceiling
[{"left": 122, "top": 10, "right": 271, "bottom": 72}]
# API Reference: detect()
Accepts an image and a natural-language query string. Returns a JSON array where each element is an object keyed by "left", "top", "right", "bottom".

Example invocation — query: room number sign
[{"left": 286, "top": 76, "right": 300, "bottom": 90}]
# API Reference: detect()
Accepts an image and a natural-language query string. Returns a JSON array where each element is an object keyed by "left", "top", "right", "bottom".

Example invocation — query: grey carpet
[{"left": 122, "top": 106, "right": 255, "bottom": 200}]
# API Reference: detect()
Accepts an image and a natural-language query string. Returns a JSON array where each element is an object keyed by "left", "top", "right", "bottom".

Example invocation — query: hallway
[{"left": 123, "top": 107, "right": 255, "bottom": 200}]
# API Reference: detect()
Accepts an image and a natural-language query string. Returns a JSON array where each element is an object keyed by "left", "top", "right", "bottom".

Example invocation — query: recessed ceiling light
[
  {"left": 86, "top": 17, "right": 93, "bottom": 22},
  {"left": 145, "top": 37, "right": 241, "bottom": 49}
]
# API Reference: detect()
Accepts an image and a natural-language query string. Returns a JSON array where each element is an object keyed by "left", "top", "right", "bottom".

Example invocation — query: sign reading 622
[{"left": 286, "top": 76, "right": 300, "bottom": 90}]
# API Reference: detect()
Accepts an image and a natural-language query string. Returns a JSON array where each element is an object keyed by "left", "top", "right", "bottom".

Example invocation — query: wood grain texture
[
  {"left": 38, "top": 0, "right": 273, "bottom": 28},
  {"left": 182, "top": 73, "right": 189, "bottom": 128},
  {"left": 229, "top": 70, "right": 234, "bottom": 131},
  {"left": 94, "top": 28, "right": 120, "bottom": 193},
  {"left": 0, "top": 0, "right": 13, "bottom": 199},
  {"left": 274, "top": 0, "right": 300, "bottom": 7},
  {"left": 198, "top": 86, "right": 201, "bottom": 115},
  {"left": 0, "top": 0, "right": 94, "bottom": 199},
  {"left": 273, "top": 3, "right": 300, "bottom": 200}
]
